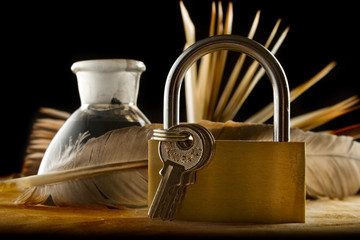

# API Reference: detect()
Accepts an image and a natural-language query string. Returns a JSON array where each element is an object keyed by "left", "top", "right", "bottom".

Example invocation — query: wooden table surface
[{"left": 1, "top": 191, "right": 360, "bottom": 239}]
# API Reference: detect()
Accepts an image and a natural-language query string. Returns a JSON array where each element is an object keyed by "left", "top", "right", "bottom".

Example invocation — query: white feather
[
  {"left": 15, "top": 125, "right": 158, "bottom": 208},
  {"left": 202, "top": 120, "right": 360, "bottom": 199},
  {"left": 5, "top": 121, "right": 359, "bottom": 207}
]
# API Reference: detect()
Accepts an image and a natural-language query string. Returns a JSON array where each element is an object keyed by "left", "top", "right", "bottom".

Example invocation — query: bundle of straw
[
  {"left": 22, "top": 108, "right": 69, "bottom": 176},
  {"left": 180, "top": 1, "right": 359, "bottom": 130}
]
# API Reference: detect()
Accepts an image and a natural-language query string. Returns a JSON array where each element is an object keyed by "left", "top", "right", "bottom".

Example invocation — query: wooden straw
[
  {"left": 329, "top": 123, "right": 360, "bottom": 139},
  {"left": 206, "top": 1, "right": 233, "bottom": 120},
  {"left": 220, "top": 24, "right": 289, "bottom": 121},
  {"left": 203, "top": 1, "right": 224, "bottom": 120},
  {"left": 39, "top": 107, "right": 70, "bottom": 119},
  {"left": 213, "top": 10, "right": 261, "bottom": 121},
  {"left": 33, "top": 118, "right": 65, "bottom": 131},
  {"left": 290, "top": 96, "right": 360, "bottom": 131},
  {"left": 263, "top": 19, "right": 282, "bottom": 48},
  {"left": 196, "top": 1, "right": 217, "bottom": 120},
  {"left": 246, "top": 61, "right": 337, "bottom": 123},
  {"left": 30, "top": 129, "right": 57, "bottom": 139},
  {"left": 290, "top": 61, "right": 337, "bottom": 100},
  {"left": 180, "top": 0, "right": 197, "bottom": 122}
]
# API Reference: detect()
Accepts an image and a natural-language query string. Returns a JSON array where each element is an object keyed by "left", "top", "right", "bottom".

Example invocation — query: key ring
[{"left": 152, "top": 128, "right": 189, "bottom": 142}]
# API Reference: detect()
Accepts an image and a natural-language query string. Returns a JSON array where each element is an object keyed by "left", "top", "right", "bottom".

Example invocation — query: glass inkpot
[{"left": 38, "top": 59, "right": 150, "bottom": 174}]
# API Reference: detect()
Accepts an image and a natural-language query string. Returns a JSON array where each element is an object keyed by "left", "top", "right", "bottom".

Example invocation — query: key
[
  {"left": 148, "top": 160, "right": 186, "bottom": 219},
  {"left": 163, "top": 170, "right": 192, "bottom": 219},
  {"left": 163, "top": 124, "right": 215, "bottom": 219},
  {"left": 164, "top": 124, "right": 215, "bottom": 219},
  {"left": 148, "top": 124, "right": 215, "bottom": 220}
]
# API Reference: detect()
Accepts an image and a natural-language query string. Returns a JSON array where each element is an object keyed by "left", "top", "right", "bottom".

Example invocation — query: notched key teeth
[{"left": 150, "top": 124, "right": 215, "bottom": 221}]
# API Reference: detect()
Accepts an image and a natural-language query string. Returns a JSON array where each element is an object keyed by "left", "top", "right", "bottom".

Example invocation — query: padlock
[{"left": 148, "top": 35, "right": 305, "bottom": 223}]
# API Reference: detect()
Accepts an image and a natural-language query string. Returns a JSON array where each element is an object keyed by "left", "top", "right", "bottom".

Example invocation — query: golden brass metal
[{"left": 149, "top": 140, "right": 305, "bottom": 223}]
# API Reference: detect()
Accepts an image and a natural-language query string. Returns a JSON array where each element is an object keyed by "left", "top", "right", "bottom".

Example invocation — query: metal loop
[
  {"left": 162, "top": 35, "right": 290, "bottom": 142},
  {"left": 151, "top": 129, "right": 189, "bottom": 142}
]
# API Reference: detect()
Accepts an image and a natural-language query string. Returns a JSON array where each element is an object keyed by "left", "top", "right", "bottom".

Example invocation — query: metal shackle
[{"left": 163, "top": 35, "right": 290, "bottom": 142}]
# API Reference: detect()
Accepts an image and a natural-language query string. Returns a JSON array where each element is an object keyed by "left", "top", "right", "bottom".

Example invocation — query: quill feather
[
  {"left": 13, "top": 125, "right": 160, "bottom": 208},
  {"left": 201, "top": 120, "right": 360, "bottom": 199},
  {"left": 3, "top": 121, "right": 359, "bottom": 207}
]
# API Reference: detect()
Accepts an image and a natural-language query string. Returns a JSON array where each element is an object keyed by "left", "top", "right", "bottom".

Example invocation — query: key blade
[
  {"left": 165, "top": 184, "right": 185, "bottom": 220},
  {"left": 148, "top": 165, "right": 173, "bottom": 218},
  {"left": 148, "top": 161, "right": 184, "bottom": 219},
  {"left": 165, "top": 171, "right": 192, "bottom": 220}
]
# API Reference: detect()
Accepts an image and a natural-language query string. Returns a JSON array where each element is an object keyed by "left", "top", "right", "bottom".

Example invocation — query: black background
[{"left": 1, "top": 0, "right": 359, "bottom": 175}]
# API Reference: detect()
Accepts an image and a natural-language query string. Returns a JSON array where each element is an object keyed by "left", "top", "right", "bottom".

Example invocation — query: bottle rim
[{"left": 71, "top": 59, "right": 146, "bottom": 73}]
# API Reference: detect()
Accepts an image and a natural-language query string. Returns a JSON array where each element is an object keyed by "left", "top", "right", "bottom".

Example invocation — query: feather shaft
[{"left": 0, "top": 160, "right": 147, "bottom": 192}]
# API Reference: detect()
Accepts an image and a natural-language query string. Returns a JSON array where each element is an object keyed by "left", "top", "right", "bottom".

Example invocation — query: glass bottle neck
[
  {"left": 71, "top": 59, "right": 145, "bottom": 106},
  {"left": 76, "top": 71, "right": 141, "bottom": 105}
]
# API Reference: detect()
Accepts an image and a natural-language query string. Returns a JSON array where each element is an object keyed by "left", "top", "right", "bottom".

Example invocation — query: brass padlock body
[
  {"left": 149, "top": 35, "right": 305, "bottom": 223},
  {"left": 148, "top": 139, "right": 305, "bottom": 223}
]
